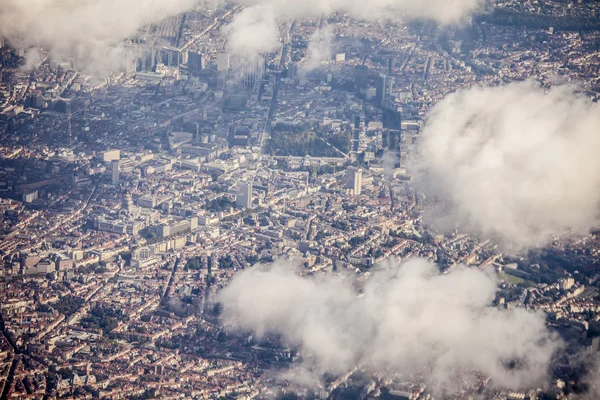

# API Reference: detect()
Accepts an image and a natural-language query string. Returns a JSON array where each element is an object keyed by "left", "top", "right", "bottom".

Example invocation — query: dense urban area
[{"left": 1, "top": 0, "right": 600, "bottom": 399}]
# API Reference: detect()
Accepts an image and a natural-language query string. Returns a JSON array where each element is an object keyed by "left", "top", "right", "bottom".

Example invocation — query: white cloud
[
  {"left": 0, "top": 0, "right": 486, "bottom": 70},
  {"left": 410, "top": 81, "right": 600, "bottom": 249},
  {"left": 222, "top": 5, "right": 281, "bottom": 59},
  {"left": 225, "top": 0, "right": 485, "bottom": 57},
  {"left": 299, "top": 26, "right": 334, "bottom": 75},
  {"left": 238, "top": 0, "right": 483, "bottom": 24},
  {"left": 0, "top": 0, "right": 199, "bottom": 72},
  {"left": 218, "top": 258, "right": 559, "bottom": 391}
]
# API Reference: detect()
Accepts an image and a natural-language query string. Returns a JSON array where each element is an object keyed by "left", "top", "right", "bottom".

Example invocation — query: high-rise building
[
  {"left": 287, "top": 63, "right": 298, "bottom": 80},
  {"left": 236, "top": 182, "right": 253, "bottom": 208},
  {"left": 243, "top": 56, "right": 266, "bottom": 89},
  {"left": 188, "top": 51, "right": 205, "bottom": 75},
  {"left": 376, "top": 74, "right": 387, "bottom": 104},
  {"left": 351, "top": 115, "right": 360, "bottom": 154},
  {"left": 354, "top": 65, "right": 369, "bottom": 90},
  {"left": 161, "top": 47, "right": 181, "bottom": 67},
  {"left": 111, "top": 160, "right": 120, "bottom": 184},
  {"left": 385, "top": 129, "right": 402, "bottom": 168},
  {"left": 137, "top": 45, "right": 157, "bottom": 72},
  {"left": 346, "top": 168, "right": 362, "bottom": 195},
  {"left": 217, "top": 53, "right": 230, "bottom": 72}
]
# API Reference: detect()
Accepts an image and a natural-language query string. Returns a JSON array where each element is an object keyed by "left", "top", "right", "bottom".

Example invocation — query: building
[
  {"left": 23, "top": 190, "right": 38, "bottom": 203},
  {"left": 137, "top": 46, "right": 157, "bottom": 72},
  {"left": 122, "top": 192, "right": 135, "bottom": 213},
  {"left": 50, "top": 253, "right": 74, "bottom": 271},
  {"left": 23, "top": 258, "right": 56, "bottom": 275},
  {"left": 138, "top": 195, "right": 157, "bottom": 209},
  {"left": 111, "top": 160, "right": 120, "bottom": 184},
  {"left": 354, "top": 65, "right": 369, "bottom": 91},
  {"left": 559, "top": 278, "right": 575, "bottom": 290},
  {"left": 376, "top": 74, "right": 387, "bottom": 104},
  {"left": 243, "top": 56, "right": 266, "bottom": 89},
  {"left": 94, "top": 217, "right": 145, "bottom": 235},
  {"left": 346, "top": 167, "right": 362, "bottom": 195},
  {"left": 352, "top": 115, "right": 361, "bottom": 154},
  {"left": 157, "top": 217, "right": 197, "bottom": 238},
  {"left": 217, "top": 53, "right": 230, "bottom": 72},
  {"left": 188, "top": 51, "right": 205, "bottom": 75},
  {"left": 287, "top": 63, "right": 298, "bottom": 80},
  {"left": 161, "top": 47, "right": 182, "bottom": 67},
  {"left": 236, "top": 181, "right": 253, "bottom": 208},
  {"left": 102, "top": 149, "right": 120, "bottom": 162}
]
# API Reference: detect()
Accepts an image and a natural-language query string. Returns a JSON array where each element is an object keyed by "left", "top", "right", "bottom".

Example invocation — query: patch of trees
[
  {"left": 245, "top": 255, "right": 259, "bottom": 265},
  {"left": 349, "top": 236, "right": 368, "bottom": 247},
  {"left": 36, "top": 303, "right": 53, "bottom": 313},
  {"left": 367, "top": 248, "right": 385, "bottom": 259},
  {"left": 76, "top": 263, "right": 107, "bottom": 274},
  {"left": 52, "top": 295, "right": 85, "bottom": 316},
  {"left": 268, "top": 123, "right": 352, "bottom": 157},
  {"left": 80, "top": 305, "right": 129, "bottom": 334},
  {"left": 185, "top": 256, "right": 204, "bottom": 271},
  {"left": 205, "top": 197, "right": 235, "bottom": 212},
  {"left": 219, "top": 254, "right": 234, "bottom": 269}
]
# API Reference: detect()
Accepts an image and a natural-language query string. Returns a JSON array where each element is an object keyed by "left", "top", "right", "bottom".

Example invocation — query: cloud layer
[
  {"left": 299, "top": 26, "right": 334, "bottom": 75},
  {"left": 237, "top": 0, "right": 483, "bottom": 24},
  {"left": 222, "top": 5, "right": 280, "bottom": 59},
  {"left": 218, "top": 258, "right": 559, "bottom": 391},
  {"left": 226, "top": 0, "right": 485, "bottom": 56},
  {"left": 411, "top": 81, "right": 600, "bottom": 249},
  {"left": 1, "top": 0, "right": 484, "bottom": 72},
  {"left": 0, "top": 0, "right": 199, "bottom": 72}
]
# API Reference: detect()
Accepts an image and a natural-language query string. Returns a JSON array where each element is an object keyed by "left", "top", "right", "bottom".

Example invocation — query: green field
[{"left": 497, "top": 271, "right": 525, "bottom": 285}]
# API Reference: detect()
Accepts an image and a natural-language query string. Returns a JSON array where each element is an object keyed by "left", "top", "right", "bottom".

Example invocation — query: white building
[
  {"left": 217, "top": 53, "right": 230, "bottom": 72},
  {"left": 346, "top": 167, "right": 362, "bottom": 195},
  {"left": 236, "top": 181, "right": 253, "bottom": 209},
  {"left": 102, "top": 149, "right": 120, "bottom": 162},
  {"left": 111, "top": 160, "right": 120, "bottom": 184}
]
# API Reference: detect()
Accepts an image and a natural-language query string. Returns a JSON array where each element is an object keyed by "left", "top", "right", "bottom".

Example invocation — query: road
[
  {"left": 260, "top": 19, "right": 295, "bottom": 154},
  {"left": 162, "top": 257, "right": 181, "bottom": 301},
  {"left": 180, "top": 6, "right": 240, "bottom": 52}
]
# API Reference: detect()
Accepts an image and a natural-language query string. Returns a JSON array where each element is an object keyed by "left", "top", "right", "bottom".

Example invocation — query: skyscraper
[
  {"left": 243, "top": 56, "right": 266, "bottom": 89},
  {"left": 376, "top": 74, "right": 387, "bottom": 105},
  {"left": 137, "top": 45, "right": 157, "bottom": 72},
  {"left": 217, "top": 53, "right": 230, "bottom": 72},
  {"left": 111, "top": 160, "right": 120, "bottom": 184},
  {"left": 346, "top": 168, "right": 363, "bottom": 195},
  {"left": 351, "top": 115, "right": 360, "bottom": 154},
  {"left": 354, "top": 65, "right": 369, "bottom": 91},
  {"left": 188, "top": 51, "right": 205, "bottom": 75},
  {"left": 161, "top": 47, "right": 181, "bottom": 67},
  {"left": 236, "top": 182, "right": 253, "bottom": 208},
  {"left": 287, "top": 63, "right": 298, "bottom": 80}
]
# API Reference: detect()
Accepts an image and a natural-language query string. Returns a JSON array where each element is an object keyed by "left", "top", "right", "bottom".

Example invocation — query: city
[{"left": 0, "top": 0, "right": 600, "bottom": 399}]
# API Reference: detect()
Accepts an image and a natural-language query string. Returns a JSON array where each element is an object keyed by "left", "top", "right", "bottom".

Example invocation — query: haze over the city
[{"left": 0, "top": 0, "right": 599, "bottom": 399}]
